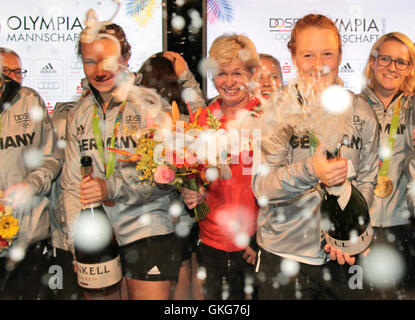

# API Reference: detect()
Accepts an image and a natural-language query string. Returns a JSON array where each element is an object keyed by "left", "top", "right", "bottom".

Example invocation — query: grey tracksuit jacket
[
  {"left": 49, "top": 101, "right": 76, "bottom": 251},
  {"left": 59, "top": 78, "right": 177, "bottom": 253},
  {"left": 359, "top": 87, "right": 415, "bottom": 227},
  {"left": 0, "top": 80, "right": 61, "bottom": 256},
  {"left": 53, "top": 68, "right": 204, "bottom": 251},
  {"left": 252, "top": 87, "right": 379, "bottom": 265}
]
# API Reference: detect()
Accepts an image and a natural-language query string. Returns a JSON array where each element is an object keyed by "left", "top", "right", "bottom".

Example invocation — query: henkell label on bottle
[
  {"left": 76, "top": 255, "right": 122, "bottom": 289},
  {"left": 324, "top": 224, "right": 374, "bottom": 256}
]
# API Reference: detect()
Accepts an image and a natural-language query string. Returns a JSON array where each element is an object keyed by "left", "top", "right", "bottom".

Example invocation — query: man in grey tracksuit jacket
[
  {"left": 252, "top": 86, "right": 379, "bottom": 299},
  {"left": 59, "top": 74, "right": 179, "bottom": 268},
  {"left": 0, "top": 76, "right": 61, "bottom": 299}
]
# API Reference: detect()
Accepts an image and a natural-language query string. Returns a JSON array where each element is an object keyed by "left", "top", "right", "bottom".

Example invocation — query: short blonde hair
[
  {"left": 364, "top": 32, "right": 415, "bottom": 96},
  {"left": 208, "top": 33, "right": 260, "bottom": 73}
]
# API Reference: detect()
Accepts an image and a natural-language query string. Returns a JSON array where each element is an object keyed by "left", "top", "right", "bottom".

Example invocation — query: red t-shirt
[{"left": 197, "top": 98, "right": 260, "bottom": 252}]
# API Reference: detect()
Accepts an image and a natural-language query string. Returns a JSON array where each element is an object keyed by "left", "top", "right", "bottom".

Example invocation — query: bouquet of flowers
[
  {"left": 109, "top": 102, "right": 223, "bottom": 221},
  {"left": 0, "top": 199, "right": 19, "bottom": 250}
]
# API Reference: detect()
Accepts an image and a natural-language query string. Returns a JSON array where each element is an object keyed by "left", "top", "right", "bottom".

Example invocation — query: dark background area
[{"left": 166, "top": 0, "right": 205, "bottom": 99}]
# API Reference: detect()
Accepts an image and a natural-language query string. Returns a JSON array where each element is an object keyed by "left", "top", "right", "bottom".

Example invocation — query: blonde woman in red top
[{"left": 182, "top": 33, "right": 260, "bottom": 300}]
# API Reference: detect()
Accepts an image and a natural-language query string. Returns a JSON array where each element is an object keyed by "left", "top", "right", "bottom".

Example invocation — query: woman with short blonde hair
[
  {"left": 182, "top": 33, "right": 261, "bottom": 300},
  {"left": 209, "top": 33, "right": 260, "bottom": 73}
]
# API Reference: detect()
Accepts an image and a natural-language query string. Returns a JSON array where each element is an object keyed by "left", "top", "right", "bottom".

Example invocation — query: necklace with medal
[
  {"left": 91, "top": 100, "right": 126, "bottom": 207},
  {"left": 369, "top": 95, "right": 403, "bottom": 198},
  {"left": 91, "top": 100, "right": 126, "bottom": 178}
]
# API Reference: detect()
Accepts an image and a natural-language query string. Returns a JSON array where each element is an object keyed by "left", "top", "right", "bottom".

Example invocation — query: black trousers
[
  {"left": 357, "top": 225, "right": 415, "bottom": 299},
  {"left": 196, "top": 241, "right": 254, "bottom": 300},
  {"left": 255, "top": 248, "right": 373, "bottom": 300},
  {"left": 48, "top": 248, "right": 84, "bottom": 300},
  {"left": 0, "top": 239, "right": 52, "bottom": 300}
]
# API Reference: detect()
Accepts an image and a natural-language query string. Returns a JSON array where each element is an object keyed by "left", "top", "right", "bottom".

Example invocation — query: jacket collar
[{"left": 361, "top": 87, "right": 405, "bottom": 111}]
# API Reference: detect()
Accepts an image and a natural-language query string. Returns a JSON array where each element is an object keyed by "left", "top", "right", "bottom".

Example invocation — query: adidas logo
[
  {"left": 147, "top": 266, "right": 161, "bottom": 275},
  {"left": 40, "top": 62, "right": 57, "bottom": 74},
  {"left": 340, "top": 62, "right": 354, "bottom": 73}
]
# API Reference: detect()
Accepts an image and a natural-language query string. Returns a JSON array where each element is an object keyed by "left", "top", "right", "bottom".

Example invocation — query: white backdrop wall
[
  {"left": 206, "top": 0, "right": 415, "bottom": 98},
  {"left": 0, "top": 0, "right": 163, "bottom": 112}
]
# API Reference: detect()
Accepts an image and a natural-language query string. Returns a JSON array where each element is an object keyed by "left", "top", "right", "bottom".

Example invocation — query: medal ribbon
[
  {"left": 309, "top": 132, "right": 318, "bottom": 155},
  {"left": 368, "top": 97, "right": 403, "bottom": 177},
  {"left": 295, "top": 86, "right": 319, "bottom": 156},
  {"left": 92, "top": 100, "right": 126, "bottom": 178}
]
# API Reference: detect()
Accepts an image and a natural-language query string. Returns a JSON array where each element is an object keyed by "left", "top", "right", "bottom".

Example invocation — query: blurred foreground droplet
[
  {"left": 181, "top": 87, "right": 199, "bottom": 103},
  {"left": 256, "top": 165, "right": 271, "bottom": 177},
  {"left": 175, "top": 221, "right": 190, "bottom": 238},
  {"left": 171, "top": 15, "right": 186, "bottom": 31},
  {"left": 234, "top": 232, "right": 249, "bottom": 248},
  {"left": 9, "top": 246, "right": 26, "bottom": 263},
  {"left": 379, "top": 145, "right": 393, "bottom": 161},
  {"left": 321, "top": 85, "right": 352, "bottom": 114},
  {"left": 280, "top": 258, "right": 300, "bottom": 277},
  {"left": 197, "top": 266, "right": 207, "bottom": 280},
  {"left": 361, "top": 244, "right": 405, "bottom": 289},
  {"left": 30, "top": 106, "right": 44, "bottom": 122},
  {"left": 257, "top": 195, "right": 269, "bottom": 207},
  {"left": 57, "top": 139, "right": 67, "bottom": 149},
  {"left": 350, "top": 73, "right": 367, "bottom": 92},
  {"left": 73, "top": 209, "right": 112, "bottom": 253},
  {"left": 23, "top": 148, "right": 45, "bottom": 170},
  {"left": 205, "top": 167, "right": 219, "bottom": 182},
  {"left": 169, "top": 202, "right": 182, "bottom": 218}
]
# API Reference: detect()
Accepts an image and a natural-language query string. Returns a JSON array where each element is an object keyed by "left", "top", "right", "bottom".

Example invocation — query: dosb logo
[
  {"left": 269, "top": 18, "right": 298, "bottom": 30},
  {"left": 125, "top": 114, "right": 141, "bottom": 130},
  {"left": 14, "top": 112, "right": 32, "bottom": 128},
  {"left": 269, "top": 18, "right": 298, "bottom": 42}
]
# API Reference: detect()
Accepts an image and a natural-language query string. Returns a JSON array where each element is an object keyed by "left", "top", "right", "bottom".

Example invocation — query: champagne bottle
[
  {"left": 74, "top": 156, "right": 122, "bottom": 295},
  {"left": 320, "top": 148, "right": 373, "bottom": 256},
  {"left": 80, "top": 156, "right": 101, "bottom": 210}
]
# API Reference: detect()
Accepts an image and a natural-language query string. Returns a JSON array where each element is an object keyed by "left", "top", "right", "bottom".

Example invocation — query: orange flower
[
  {"left": 166, "top": 101, "right": 181, "bottom": 130},
  {"left": 0, "top": 215, "right": 19, "bottom": 239}
]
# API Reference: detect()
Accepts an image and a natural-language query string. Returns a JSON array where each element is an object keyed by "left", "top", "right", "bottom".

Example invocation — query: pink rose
[{"left": 154, "top": 165, "right": 176, "bottom": 184}]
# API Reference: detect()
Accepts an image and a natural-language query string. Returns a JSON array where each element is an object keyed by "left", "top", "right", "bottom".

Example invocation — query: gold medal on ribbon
[{"left": 374, "top": 176, "right": 394, "bottom": 198}]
